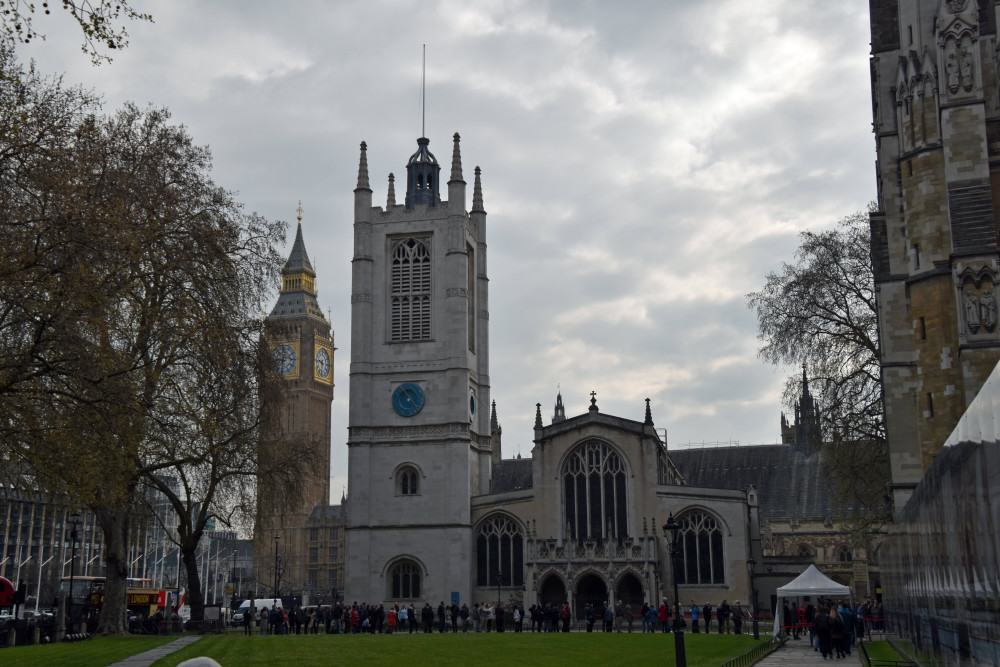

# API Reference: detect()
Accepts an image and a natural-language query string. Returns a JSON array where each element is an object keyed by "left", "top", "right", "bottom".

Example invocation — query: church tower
[
  {"left": 255, "top": 206, "right": 334, "bottom": 593},
  {"left": 345, "top": 134, "right": 492, "bottom": 604}
]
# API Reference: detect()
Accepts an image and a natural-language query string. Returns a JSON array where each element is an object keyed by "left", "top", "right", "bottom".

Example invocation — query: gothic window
[
  {"left": 329, "top": 527, "right": 339, "bottom": 540},
  {"left": 389, "top": 559, "right": 421, "bottom": 599},
  {"left": 309, "top": 527, "right": 318, "bottom": 542},
  {"left": 838, "top": 546, "right": 853, "bottom": 562},
  {"left": 675, "top": 510, "right": 725, "bottom": 585},
  {"left": 390, "top": 237, "right": 431, "bottom": 341},
  {"left": 562, "top": 440, "right": 628, "bottom": 541},
  {"left": 329, "top": 546, "right": 338, "bottom": 562},
  {"left": 307, "top": 570, "right": 318, "bottom": 587},
  {"left": 396, "top": 466, "right": 420, "bottom": 495},
  {"left": 476, "top": 515, "right": 524, "bottom": 587},
  {"left": 797, "top": 544, "right": 813, "bottom": 559},
  {"left": 309, "top": 547, "right": 318, "bottom": 563}
]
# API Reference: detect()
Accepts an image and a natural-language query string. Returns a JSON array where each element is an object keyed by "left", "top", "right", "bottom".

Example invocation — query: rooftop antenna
[{"left": 421, "top": 44, "right": 426, "bottom": 138}]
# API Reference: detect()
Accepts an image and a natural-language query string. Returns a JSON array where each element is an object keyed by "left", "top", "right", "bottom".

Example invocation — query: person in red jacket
[{"left": 658, "top": 598, "right": 670, "bottom": 633}]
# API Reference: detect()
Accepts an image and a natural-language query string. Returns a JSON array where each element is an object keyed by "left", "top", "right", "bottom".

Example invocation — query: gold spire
[{"left": 297, "top": 200, "right": 303, "bottom": 225}]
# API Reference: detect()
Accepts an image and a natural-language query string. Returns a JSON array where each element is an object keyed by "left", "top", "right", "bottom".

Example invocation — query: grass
[
  {"left": 863, "top": 639, "right": 908, "bottom": 663},
  {"left": 2, "top": 634, "right": 177, "bottom": 667},
  {"left": 153, "top": 631, "right": 769, "bottom": 666}
]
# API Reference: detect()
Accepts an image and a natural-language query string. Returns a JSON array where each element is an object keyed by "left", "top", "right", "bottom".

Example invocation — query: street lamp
[
  {"left": 495, "top": 571, "right": 502, "bottom": 605},
  {"left": 747, "top": 556, "right": 759, "bottom": 640},
  {"left": 273, "top": 534, "right": 280, "bottom": 598},
  {"left": 231, "top": 549, "right": 238, "bottom": 610},
  {"left": 68, "top": 512, "right": 81, "bottom": 633},
  {"left": 664, "top": 514, "right": 687, "bottom": 667}
]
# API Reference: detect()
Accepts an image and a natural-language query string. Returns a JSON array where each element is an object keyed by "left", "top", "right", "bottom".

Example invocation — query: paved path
[
  {"left": 756, "top": 637, "right": 862, "bottom": 666},
  {"left": 108, "top": 635, "right": 203, "bottom": 667}
]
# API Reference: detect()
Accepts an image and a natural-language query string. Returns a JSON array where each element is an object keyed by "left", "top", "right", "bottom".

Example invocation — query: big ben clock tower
[
  {"left": 256, "top": 205, "right": 334, "bottom": 593},
  {"left": 345, "top": 134, "right": 494, "bottom": 604}
]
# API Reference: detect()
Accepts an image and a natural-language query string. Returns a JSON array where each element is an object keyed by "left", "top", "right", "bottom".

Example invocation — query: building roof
[
  {"left": 669, "top": 444, "right": 839, "bottom": 522},
  {"left": 282, "top": 221, "right": 314, "bottom": 275},
  {"left": 492, "top": 458, "right": 533, "bottom": 493},
  {"left": 306, "top": 503, "right": 344, "bottom": 524}
]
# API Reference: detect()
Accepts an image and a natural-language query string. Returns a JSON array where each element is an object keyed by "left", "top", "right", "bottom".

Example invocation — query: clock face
[
  {"left": 469, "top": 388, "right": 477, "bottom": 421},
  {"left": 272, "top": 344, "right": 296, "bottom": 375},
  {"left": 392, "top": 383, "right": 425, "bottom": 417},
  {"left": 315, "top": 347, "right": 331, "bottom": 379}
]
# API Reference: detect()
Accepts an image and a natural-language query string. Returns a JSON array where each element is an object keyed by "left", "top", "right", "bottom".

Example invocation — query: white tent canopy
[{"left": 771, "top": 564, "right": 852, "bottom": 637}]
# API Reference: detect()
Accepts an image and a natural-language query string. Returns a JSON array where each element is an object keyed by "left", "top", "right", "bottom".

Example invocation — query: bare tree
[
  {"left": 747, "top": 211, "right": 890, "bottom": 535},
  {"left": 1, "top": 51, "right": 286, "bottom": 633}
]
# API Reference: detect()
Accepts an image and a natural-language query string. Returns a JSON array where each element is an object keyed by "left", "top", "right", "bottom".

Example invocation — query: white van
[{"left": 233, "top": 598, "right": 282, "bottom": 626}]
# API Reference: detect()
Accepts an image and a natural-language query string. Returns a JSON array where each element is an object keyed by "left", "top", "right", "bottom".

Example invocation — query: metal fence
[{"left": 720, "top": 637, "right": 785, "bottom": 667}]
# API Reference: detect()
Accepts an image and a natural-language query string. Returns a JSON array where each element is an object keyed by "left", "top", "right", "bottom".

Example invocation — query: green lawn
[
  {"left": 863, "top": 639, "right": 908, "bottom": 662},
  {"left": 2, "top": 635, "right": 177, "bottom": 667},
  {"left": 154, "top": 632, "right": 769, "bottom": 666}
]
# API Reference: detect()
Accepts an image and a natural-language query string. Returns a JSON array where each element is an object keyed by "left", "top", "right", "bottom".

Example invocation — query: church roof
[
  {"left": 669, "top": 445, "right": 840, "bottom": 522},
  {"left": 306, "top": 503, "right": 344, "bottom": 524},
  {"left": 492, "top": 458, "right": 533, "bottom": 493}
]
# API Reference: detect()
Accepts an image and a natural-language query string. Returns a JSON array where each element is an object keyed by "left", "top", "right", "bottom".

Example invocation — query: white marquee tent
[{"left": 771, "top": 564, "right": 852, "bottom": 638}]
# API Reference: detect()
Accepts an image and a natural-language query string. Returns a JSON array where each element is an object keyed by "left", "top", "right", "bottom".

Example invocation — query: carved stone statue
[
  {"left": 966, "top": 291, "right": 981, "bottom": 332},
  {"left": 947, "top": 53, "right": 960, "bottom": 93},
  {"left": 960, "top": 50, "right": 974, "bottom": 91},
  {"left": 981, "top": 291, "right": 996, "bottom": 329}
]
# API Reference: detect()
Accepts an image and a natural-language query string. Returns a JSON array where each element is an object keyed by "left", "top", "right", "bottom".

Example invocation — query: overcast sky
[{"left": 19, "top": 0, "right": 875, "bottom": 502}]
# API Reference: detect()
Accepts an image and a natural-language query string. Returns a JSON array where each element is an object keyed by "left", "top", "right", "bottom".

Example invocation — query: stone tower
[
  {"left": 255, "top": 207, "right": 334, "bottom": 593},
  {"left": 869, "top": 0, "right": 1000, "bottom": 513},
  {"left": 344, "top": 134, "right": 492, "bottom": 605}
]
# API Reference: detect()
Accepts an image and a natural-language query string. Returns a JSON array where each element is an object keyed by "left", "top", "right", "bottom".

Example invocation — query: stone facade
[
  {"left": 342, "top": 133, "right": 762, "bottom": 614},
  {"left": 869, "top": 0, "right": 1000, "bottom": 513}
]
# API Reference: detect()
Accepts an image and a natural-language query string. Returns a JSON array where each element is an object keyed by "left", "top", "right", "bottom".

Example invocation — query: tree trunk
[
  {"left": 96, "top": 506, "right": 130, "bottom": 635},
  {"left": 181, "top": 542, "right": 205, "bottom": 622}
]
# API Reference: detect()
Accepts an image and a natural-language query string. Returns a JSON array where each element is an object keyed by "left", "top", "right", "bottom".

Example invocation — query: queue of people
[
  {"left": 781, "top": 598, "right": 884, "bottom": 660},
  {"left": 236, "top": 597, "right": 773, "bottom": 636}
]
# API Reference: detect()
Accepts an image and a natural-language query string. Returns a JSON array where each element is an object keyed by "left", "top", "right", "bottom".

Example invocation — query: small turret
[
  {"left": 552, "top": 389, "right": 566, "bottom": 424},
  {"left": 387, "top": 173, "right": 396, "bottom": 208},
  {"left": 405, "top": 137, "right": 440, "bottom": 209},
  {"left": 354, "top": 141, "right": 372, "bottom": 221}
]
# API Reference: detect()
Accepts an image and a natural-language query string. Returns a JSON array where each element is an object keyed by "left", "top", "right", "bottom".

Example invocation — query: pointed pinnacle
[
  {"left": 356, "top": 141, "right": 370, "bottom": 190},
  {"left": 387, "top": 173, "right": 396, "bottom": 207},
  {"left": 472, "top": 166, "right": 484, "bottom": 212},
  {"left": 644, "top": 398, "right": 653, "bottom": 425},
  {"left": 450, "top": 132, "right": 464, "bottom": 182},
  {"left": 534, "top": 402, "right": 543, "bottom": 429}
]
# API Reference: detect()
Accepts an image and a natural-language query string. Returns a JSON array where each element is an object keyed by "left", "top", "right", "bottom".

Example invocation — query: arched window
[
  {"left": 388, "top": 559, "right": 421, "bottom": 599},
  {"left": 396, "top": 466, "right": 419, "bottom": 495},
  {"left": 797, "top": 544, "right": 813, "bottom": 559},
  {"left": 476, "top": 515, "right": 524, "bottom": 587},
  {"left": 676, "top": 510, "right": 724, "bottom": 585},
  {"left": 562, "top": 440, "right": 628, "bottom": 541},
  {"left": 390, "top": 238, "right": 431, "bottom": 342},
  {"left": 838, "top": 545, "right": 853, "bottom": 562}
]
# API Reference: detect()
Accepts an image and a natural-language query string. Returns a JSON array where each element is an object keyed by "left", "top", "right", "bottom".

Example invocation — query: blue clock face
[
  {"left": 392, "top": 383, "right": 425, "bottom": 417},
  {"left": 273, "top": 344, "right": 296, "bottom": 375}
]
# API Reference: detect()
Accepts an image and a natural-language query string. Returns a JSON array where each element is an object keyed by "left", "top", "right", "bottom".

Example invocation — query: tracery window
[
  {"left": 390, "top": 237, "right": 431, "bottom": 341},
  {"left": 838, "top": 545, "right": 853, "bottom": 562},
  {"left": 388, "top": 559, "right": 421, "bottom": 599},
  {"left": 563, "top": 440, "right": 628, "bottom": 541},
  {"left": 676, "top": 511, "right": 724, "bottom": 585},
  {"left": 476, "top": 515, "right": 524, "bottom": 587},
  {"left": 396, "top": 466, "right": 419, "bottom": 495}
]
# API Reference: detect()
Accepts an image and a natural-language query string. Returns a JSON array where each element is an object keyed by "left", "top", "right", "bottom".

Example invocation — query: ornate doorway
[
  {"left": 539, "top": 574, "right": 567, "bottom": 608},
  {"left": 574, "top": 572, "right": 608, "bottom": 620},
  {"left": 615, "top": 572, "right": 644, "bottom": 609}
]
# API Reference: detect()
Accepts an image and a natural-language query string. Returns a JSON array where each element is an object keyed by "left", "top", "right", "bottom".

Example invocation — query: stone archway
[
  {"left": 615, "top": 572, "right": 644, "bottom": 610},
  {"left": 575, "top": 572, "right": 608, "bottom": 620},
  {"left": 539, "top": 574, "right": 567, "bottom": 608}
]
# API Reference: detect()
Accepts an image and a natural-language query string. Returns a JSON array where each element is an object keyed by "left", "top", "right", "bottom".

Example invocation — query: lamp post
[
  {"left": 495, "top": 571, "right": 502, "bottom": 605},
  {"left": 68, "top": 512, "right": 81, "bottom": 633},
  {"left": 664, "top": 514, "right": 687, "bottom": 667},
  {"left": 747, "top": 556, "right": 759, "bottom": 640},
  {"left": 273, "top": 534, "right": 280, "bottom": 598}
]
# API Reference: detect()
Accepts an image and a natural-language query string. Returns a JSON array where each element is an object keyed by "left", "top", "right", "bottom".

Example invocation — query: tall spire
[
  {"left": 490, "top": 399, "right": 499, "bottom": 433},
  {"left": 644, "top": 398, "right": 653, "bottom": 426},
  {"left": 534, "top": 403, "right": 543, "bottom": 429},
  {"left": 356, "top": 141, "right": 370, "bottom": 190},
  {"left": 450, "top": 132, "right": 463, "bottom": 182},
  {"left": 472, "top": 166, "right": 485, "bottom": 212},
  {"left": 387, "top": 173, "right": 396, "bottom": 207}
]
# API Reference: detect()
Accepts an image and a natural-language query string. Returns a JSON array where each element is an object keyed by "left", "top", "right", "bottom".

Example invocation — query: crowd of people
[
  {"left": 236, "top": 597, "right": 771, "bottom": 636},
  {"left": 779, "top": 597, "right": 884, "bottom": 660}
]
